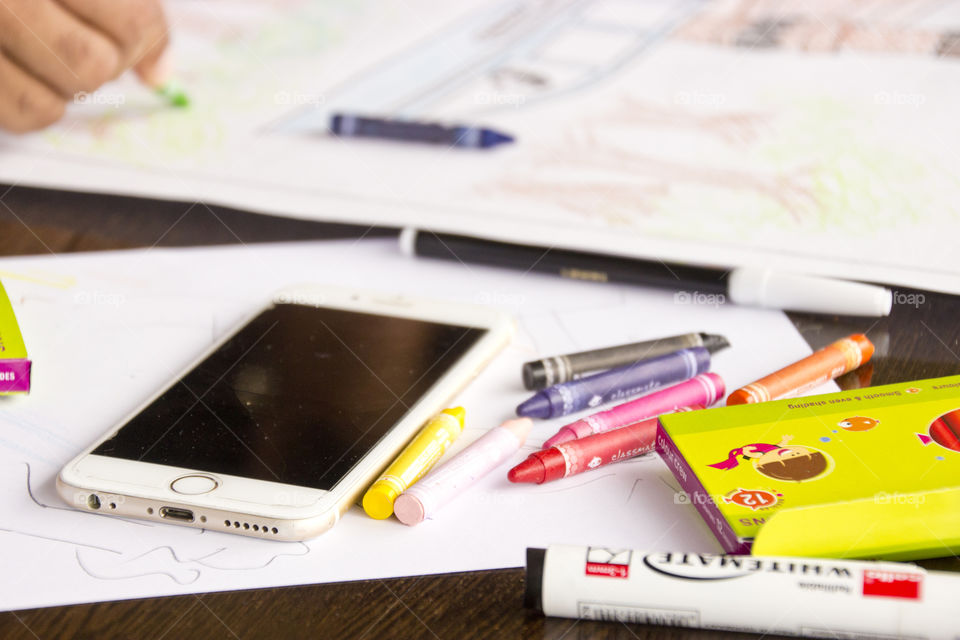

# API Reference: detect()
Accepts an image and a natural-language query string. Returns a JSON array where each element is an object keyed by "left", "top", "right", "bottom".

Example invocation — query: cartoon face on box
[{"left": 708, "top": 435, "right": 832, "bottom": 483}]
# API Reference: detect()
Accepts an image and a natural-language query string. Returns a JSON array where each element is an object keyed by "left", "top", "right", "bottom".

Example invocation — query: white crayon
[{"left": 394, "top": 418, "right": 532, "bottom": 526}]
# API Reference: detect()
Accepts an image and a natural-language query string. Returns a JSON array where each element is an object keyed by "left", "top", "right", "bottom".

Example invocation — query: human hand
[{"left": 0, "top": 0, "right": 169, "bottom": 132}]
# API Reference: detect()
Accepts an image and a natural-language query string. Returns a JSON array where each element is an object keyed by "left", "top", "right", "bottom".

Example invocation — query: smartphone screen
[{"left": 91, "top": 303, "right": 487, "bottom": 490}]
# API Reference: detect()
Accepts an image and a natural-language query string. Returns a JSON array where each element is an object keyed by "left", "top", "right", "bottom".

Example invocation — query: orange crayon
[{"left": 727, "top": 334, "right": 874, "bottom": 405}]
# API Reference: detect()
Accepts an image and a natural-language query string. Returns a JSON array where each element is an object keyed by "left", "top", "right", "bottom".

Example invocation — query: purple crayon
[
  {"left": 542, "top": 373, "right": 725, "bottom": 449},
  {"left": 516, "top": 347, "right": 710, "bottom": 420}
]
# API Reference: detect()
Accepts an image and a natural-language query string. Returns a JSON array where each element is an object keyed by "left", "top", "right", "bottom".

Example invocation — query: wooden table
[{"left": 2, "top": 184, "right": 959, "bottom": 639}]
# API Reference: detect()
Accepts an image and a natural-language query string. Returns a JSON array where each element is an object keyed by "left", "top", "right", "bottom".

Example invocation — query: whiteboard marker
[{"left": 526, "top": 545, "right": 956, "bottom": 638}]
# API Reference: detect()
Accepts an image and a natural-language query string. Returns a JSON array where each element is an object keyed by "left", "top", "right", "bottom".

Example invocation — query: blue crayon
[
  {"left": 516, "top": 347, "right": 711, "bottom": 420},
  {"left": 329, "top": 113, "right": 514, "bottom": 149}
]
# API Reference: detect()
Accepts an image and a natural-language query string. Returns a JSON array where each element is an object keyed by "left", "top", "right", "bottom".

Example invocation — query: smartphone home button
[{"left": 170, "top": 475, "right": 218, "bottom": 495}]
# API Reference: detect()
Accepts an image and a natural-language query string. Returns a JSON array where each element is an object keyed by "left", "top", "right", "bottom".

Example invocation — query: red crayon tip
[
  {"left": 508, "top": 454, "right": 546, "bottom": 484},
  {"left": 509, "top": 449, "right": 568, "bottom": 484}
]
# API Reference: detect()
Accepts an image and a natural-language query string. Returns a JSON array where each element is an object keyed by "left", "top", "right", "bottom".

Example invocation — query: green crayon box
[
  {"left": 657, "top": 376, "right": 960, "bottom": 559},
  {"left": 0, "top": 281, "right": 30, "bottom": 394}
]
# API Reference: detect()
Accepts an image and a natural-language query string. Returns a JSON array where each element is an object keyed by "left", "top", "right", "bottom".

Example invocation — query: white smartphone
[{"left": 58, "top": 286, "right": 513, "bottom": 540}]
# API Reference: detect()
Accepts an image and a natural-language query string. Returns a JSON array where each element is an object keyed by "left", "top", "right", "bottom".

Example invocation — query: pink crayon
[
  {"left": 394, "top": 418, "right": 533, "bottom": 526},
  {"left": 542, "top": 373, "right": 725, "bottom": 449}
]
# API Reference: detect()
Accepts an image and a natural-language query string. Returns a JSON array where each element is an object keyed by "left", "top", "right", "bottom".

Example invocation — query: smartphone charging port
[{"left": 159, "top": 507, "right": 195, "bottom": 522}]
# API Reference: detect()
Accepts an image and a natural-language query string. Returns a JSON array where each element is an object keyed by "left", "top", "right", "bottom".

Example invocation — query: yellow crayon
[{"left": 362, "top": 407, "right": 465, "bottom": 519}]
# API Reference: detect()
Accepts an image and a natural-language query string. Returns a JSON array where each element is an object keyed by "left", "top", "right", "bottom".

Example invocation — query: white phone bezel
[{"left": 57, "top": 285, "right": 513, "bottom": 540}]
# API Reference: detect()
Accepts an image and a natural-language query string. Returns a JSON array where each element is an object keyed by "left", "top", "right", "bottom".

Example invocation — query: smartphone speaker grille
[{"left": 223, "top": 519, "right": 279, "bottom": 535}]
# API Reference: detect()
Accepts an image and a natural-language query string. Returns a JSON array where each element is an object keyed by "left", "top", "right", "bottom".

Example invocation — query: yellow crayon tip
[{"left": 441, "top": 406, "right": 466, "bottom": 424}]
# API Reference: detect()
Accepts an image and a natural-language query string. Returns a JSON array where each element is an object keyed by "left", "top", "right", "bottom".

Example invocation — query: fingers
[
  {"left": 0, "top": 52, "right": 65, "bottom": 132},
  {"left": 0, "top": 0, "right": 171, "bottom": 131},
  {"left": 133, "top": 42, "right": 169, "bottom": 88},
  {"left": 55, "top": 0, "right": 170, "bottom": 86},
  {"left": 0, "top": 0, "right": 120, "bottom": 98}
]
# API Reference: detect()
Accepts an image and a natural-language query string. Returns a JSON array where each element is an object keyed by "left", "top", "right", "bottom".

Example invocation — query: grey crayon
[{"left": 522, "top": 332, "right": 729, "bottom": 390}]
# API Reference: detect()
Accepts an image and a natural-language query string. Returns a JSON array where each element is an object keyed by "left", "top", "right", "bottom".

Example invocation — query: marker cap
[
  {"left": 727, "top": 268, "right": 892, "bottom": 317},
  {"left": 524, "top": 547, "right": 546, "bottom": 612}
]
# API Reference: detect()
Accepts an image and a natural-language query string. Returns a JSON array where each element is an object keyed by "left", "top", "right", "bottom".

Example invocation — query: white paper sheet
[
  {"left": 0, "top": 239, "right": 840, "bottom": 611},
  {"left": 1, "top": 0, "right": 959, "bottom": 292}
]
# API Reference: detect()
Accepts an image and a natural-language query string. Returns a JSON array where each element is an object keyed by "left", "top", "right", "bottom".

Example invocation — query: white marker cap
[{"left": 727, "top": 267, "right": 892, "bottom": 317}]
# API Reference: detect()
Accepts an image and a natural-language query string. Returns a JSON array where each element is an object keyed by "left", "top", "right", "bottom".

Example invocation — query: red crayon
[{"left": 508, "top": 406, "right": 703, "bottom": 484}]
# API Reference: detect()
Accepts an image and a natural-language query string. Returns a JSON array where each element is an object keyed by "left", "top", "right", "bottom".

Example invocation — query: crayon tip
[
  {"left": 542, "top": 428, "right": 574, "bottom": 449},
  {"left": 155, "top": 82, "right": 190, "bottom": 108},
  {"left": 393, "top": 493, "right": 425, "bottom": 526},
  {"left": 507, "top": 455, "right": 545, "bottom": 484},
  {"left": 516, "top": 394, "right": 551, "bottom": 419},
  {"left": 441, "top": 406, "right": 466, "bottom": 424},
  {"left": 480, "top": 129, "right": 514, "bottom": 148},
  {"left": 501, "top": 417, "right": 534, "bottom": 445},
  {"left": 848, "top": 333, "right": 875, "bottom": 363},
  {"left": 726, "top": 388, "right": 755, "bottom": 406},
  {"left": 700, "top": 333, "right": 731, "bottom": 354}
]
